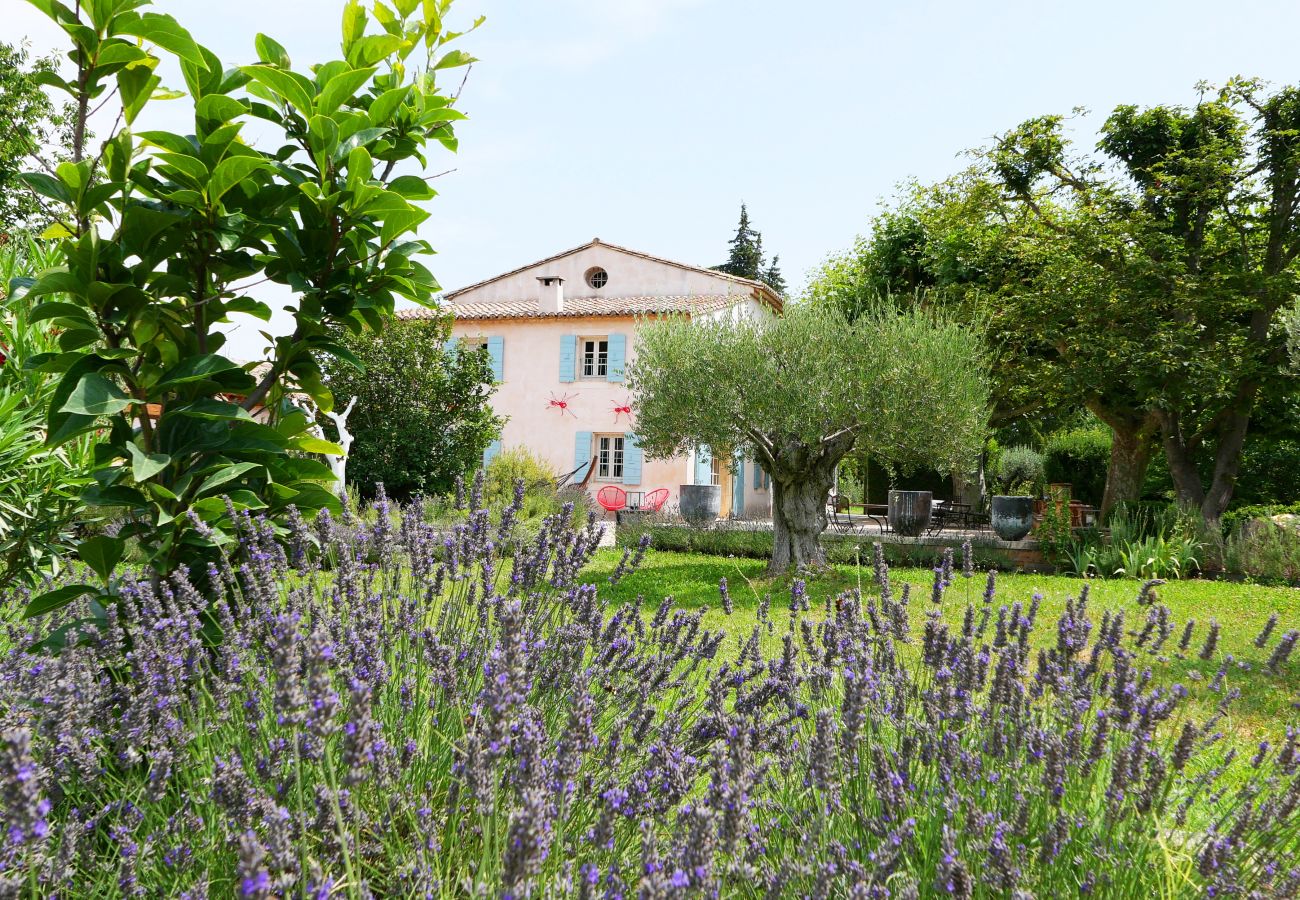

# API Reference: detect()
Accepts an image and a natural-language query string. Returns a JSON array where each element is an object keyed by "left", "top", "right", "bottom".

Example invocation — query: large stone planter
[
  {"left": 679, "top": 484, "right": 721, "bottom": 526},
  {"left": 991, "top": 495, "right": 1034, "bottom": 541},
  {"left": 888, "top": 490, "right": 932, "bottom": 537}
]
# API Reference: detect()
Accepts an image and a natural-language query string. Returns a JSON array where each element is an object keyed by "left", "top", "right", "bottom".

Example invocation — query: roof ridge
[{"left": 442, "top": 238, "right": 783, "bottom": 310}]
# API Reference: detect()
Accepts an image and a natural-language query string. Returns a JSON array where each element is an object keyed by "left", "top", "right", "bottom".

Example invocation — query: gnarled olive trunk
[{"left": 763, "top": 433, "right": 855, "bottom": 575}]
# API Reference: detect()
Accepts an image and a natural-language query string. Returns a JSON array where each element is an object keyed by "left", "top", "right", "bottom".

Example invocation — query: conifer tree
[{"left": 713, "top": 203, "right": 764, "bottom": 281}]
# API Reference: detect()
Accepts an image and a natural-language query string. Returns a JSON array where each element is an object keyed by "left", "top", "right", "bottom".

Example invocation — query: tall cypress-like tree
[
  {"left": 714, "top": 203, "right": 765, "bottom": 280},
  {"left": 762, "top": 255, "right": 787, "bottom": 295},
  {"left": 713, "top": 204, "right": 788, "bottom": 296}
]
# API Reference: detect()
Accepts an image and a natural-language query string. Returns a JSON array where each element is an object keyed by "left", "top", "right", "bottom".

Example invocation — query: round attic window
[{"left": 585, "top": 267, "right": 609, "bottom": 289}]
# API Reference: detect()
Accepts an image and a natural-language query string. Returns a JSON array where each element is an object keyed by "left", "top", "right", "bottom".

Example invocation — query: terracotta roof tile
[{"left": 396, "top": 294, "right": 746, "bottom": 321}]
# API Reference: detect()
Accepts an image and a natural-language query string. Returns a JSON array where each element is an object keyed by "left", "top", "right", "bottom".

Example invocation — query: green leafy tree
[
  {"left": 819, "top": 175, "right": 1163, "bottom": 518},
  {"left": 16, "top": 0, "right": 480, "bottom": 621},
  {"left": 321, "top": 316, "right": 501, "bottom": 500},
  {"left": 0, "top": 41, "right": 77, "bottom": 235},
  {"left": 628, "top": 302, "right": 989, "bottom": 573},
  {"left": 988, "top": 81, "right": 1300, "bottom": 524}
]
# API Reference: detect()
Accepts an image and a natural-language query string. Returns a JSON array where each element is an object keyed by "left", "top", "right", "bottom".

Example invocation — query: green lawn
[{"left": 582, "top": 547, "right": 1300, "bottom": 743}]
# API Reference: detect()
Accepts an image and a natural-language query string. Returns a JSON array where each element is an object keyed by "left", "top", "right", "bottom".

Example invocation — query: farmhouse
[{"left": 401, "top": 239, "right": 782, "bottom": 516}]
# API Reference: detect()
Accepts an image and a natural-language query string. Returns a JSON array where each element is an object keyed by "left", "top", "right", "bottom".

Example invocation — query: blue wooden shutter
[
  {"left": 482, "top": 439, "right": 501, "bottom": 468},
  {"left": 622, "top": 432, "right": 642, "bottom": 485},
  {"left": 607, "top": 333, "right": 626, "bottom": 383},
  {"left": 559, "top": 335, "right": 577, "bottom": 383},
  {"left": 753, "top": 460, "right": 762, "bottom": 490},
  {"left": 732, "top": 455, "right": 745, "bottom": 515},
  {"left": 443, "top": 337, "right": 457, "bottom": 355},
  {"left": 764, "top": 470, "right": 771, "bottom": 489},
  {"left": 694, "top": 446, "right": 712, "bottom": 485},
  {"left": 574, "top": 430, "right": 593, "bottom": 473},
  {"left": 486, "top": 335, "right": 504, "bottom": 381}
]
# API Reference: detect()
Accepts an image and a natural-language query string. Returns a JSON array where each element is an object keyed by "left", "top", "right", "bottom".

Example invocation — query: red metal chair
[
  {"left": 596, "top": 486, "right": 627, "bottom": 515},
  {"left": 642, "top": 488, "right": 669, "bottom": 513}
]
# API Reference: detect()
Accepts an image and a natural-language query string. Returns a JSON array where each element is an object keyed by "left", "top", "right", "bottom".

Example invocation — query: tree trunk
[
  {"left": 1088, "top": 402, "right": 1158, "bottom": 520},
  {"left": 770, "top": 467, "right": 836, "bottom": 574},
  {"left": 1158, "top": 386, "right": 1258, "bottom": 526}
]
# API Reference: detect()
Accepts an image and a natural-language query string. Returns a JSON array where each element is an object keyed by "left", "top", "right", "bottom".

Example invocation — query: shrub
[
  {"left": 994, "top": 445, "right": 1045, "bottom": 495},
  {"left": 1222, "top": 501, "right": 1300, "bottom": 536},
  {"left": 1043, "top": 425, "right": 1110, "bottom": 505},
  {"left": 484, "top": 447, "right": 556, "bottom": 508},
  {"left": 3, "top": 496, "right": 1299, "bottom": 895},
  {"left": 615, "top": 522, "right": 1019, "bottom": 571},
  {"left": 323, "top": 317, "right": 502, "bottom": 501},
  {"left": 0, "top": 239, "right": 96, "bottom": 587},
  {"left": 1064, "top": 503, "right": 1205, "bottom": 579},
  {"left": 1225, "top": 519, "right": 1300, "bottom": 585}
]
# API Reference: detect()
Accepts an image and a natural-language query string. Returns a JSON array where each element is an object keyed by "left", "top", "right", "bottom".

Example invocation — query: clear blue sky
[{"left": 8, "top": 0, "right": 1300, "bottom": 357}]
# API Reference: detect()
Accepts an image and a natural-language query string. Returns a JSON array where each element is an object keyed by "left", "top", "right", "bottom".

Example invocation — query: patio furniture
[
  {"left": 596, "top": 486, "right": 627, "bottom": 515},
  {"left": 642, "top": 488, "right": 669, "bottom": 513}
]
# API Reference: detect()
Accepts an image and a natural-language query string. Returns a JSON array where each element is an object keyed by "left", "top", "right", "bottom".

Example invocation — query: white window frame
[
  {"left": 595, "top": 433, "right": 625, "bottom": 481},
  {"left": 710, "top": 456, "right": 722, "bottom": 486},
  {"left": 580, "top": 336, "right": 609, "bottom": 379}
]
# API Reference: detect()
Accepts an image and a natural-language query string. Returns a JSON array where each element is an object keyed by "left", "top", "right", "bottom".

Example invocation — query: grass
[{"left": 582, "top": 547, "right": 1300, "bottom": 743}]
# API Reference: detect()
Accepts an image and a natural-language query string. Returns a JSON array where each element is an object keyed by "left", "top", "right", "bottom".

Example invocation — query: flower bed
[{"left": 1, "top": 484, "right": 1298, "bottom": 896}]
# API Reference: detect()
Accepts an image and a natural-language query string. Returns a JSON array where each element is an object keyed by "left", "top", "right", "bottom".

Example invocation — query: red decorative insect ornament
[
  {"left": 611, "top": 400, "right": 633, "bottom": 423},
  {"left": 546, "top": 391, "right": 578, "bottom": 418}
]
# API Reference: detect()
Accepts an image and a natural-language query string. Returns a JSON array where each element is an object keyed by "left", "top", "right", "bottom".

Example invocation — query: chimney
[{"left": 537, "top": 275, "right": 564, "bottom": 313}]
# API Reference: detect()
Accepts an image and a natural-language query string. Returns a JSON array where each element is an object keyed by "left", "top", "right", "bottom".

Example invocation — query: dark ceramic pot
[
  {"left": 991, "top": 495, "right": 1034, "bottom": 541},
  {"left": 888, "top": 490, "right": 932, "bottom": 537},
  {"left": 679, "top": 484, "right": 721, "bottom": 525}
]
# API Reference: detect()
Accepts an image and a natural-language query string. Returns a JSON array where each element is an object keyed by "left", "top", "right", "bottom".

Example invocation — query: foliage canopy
[{"left": 16, "top": 0, "right": 479, "bottom": 622}]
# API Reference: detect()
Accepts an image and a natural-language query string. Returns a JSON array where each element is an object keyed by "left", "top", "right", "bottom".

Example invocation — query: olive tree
[{"left": 628, "top": 302, "right": 989, "bottom": 573}]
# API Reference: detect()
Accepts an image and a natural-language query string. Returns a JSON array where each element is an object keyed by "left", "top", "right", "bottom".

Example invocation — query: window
[
  {"left": 596, "top": 434, "right": 624, "bottom": 480},
  {"left": 710, "top": 456, "right": 722, "bottom": 486},
  {"left": 580, "top": 336, "right": 608, "bottom": 378},
  {"left": 585, "top": 267, "right": 608, "bottom": 289}
]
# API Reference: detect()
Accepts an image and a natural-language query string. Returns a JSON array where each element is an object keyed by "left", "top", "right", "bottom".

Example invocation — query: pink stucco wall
[
  {"left": 446, "top": 241, "right": 775, "bottom": 517},
  {"left": 450, "top": 314, "right": 691, "bottom": 506}
]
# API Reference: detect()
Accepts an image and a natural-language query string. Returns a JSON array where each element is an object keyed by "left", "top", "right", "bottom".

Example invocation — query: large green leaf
[
  {"left": 241, "top": 65, "right": 315, "bottom": 116},
  {"left": 26, "top": 271, "right": 83, "bottom": 298},
  {"left": 127, "top": 442, "right": 171, "bottom": 482},
  {"left": 208, "top": 156, "right": 269, "bottom": 204},
  {"left": 23, "top": 585, "right": 96, "bottom": 620},
  {"left": 77, "top": 535, "right": 125, "bottom": 583},
  {"left": 316, "top": 66, "right": 376, "bottom": 116},
  {"left": 60, "top": 373, "right": 131, "bottom": 416},
  {"left": 28, "top": 301, "right": 93, "bottom": 326},
  {"left": 117, "top": 63, "right": 160, "bottom": 124},
  {"left": 17, "top": 172, "right": 73, "bottom": 205},
  {"left": 195, "top": 461, "right": 263, "bottom": 497},
  {"left": 155, "top": 354, "right": 242, "bottom": 388},
  {"left": 368, "top": 85, "right": 409, "bottom": 124},
  {"left": 254, "top": 33, "right": 291, "bottom": 69},
  {"left": 195, "top": 94, "right": 246, "bottom": 126},
  {"left": 113, "top": 12, "right": 207, "bottom": 68}
]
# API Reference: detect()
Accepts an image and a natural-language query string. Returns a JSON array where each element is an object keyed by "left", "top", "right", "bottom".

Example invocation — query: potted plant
[
  {"left": 678, "top": 484, "right": 721, "bottom": 525},
  {"left": 991, "top": 446, "right": 1044, "bottom": 541},
  {"left": 888, "top": 489, "right": 932, "bottom": 537}
]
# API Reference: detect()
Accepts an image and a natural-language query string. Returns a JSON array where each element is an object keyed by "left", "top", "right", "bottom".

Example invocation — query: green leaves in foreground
[{"left": 18, "top": 0, "right": 481, "bottom": 607}]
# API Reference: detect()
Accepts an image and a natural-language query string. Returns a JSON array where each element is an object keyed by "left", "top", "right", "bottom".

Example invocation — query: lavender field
[{"left": 0, "top": 481, "right": 1295, "bottom": 898}]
